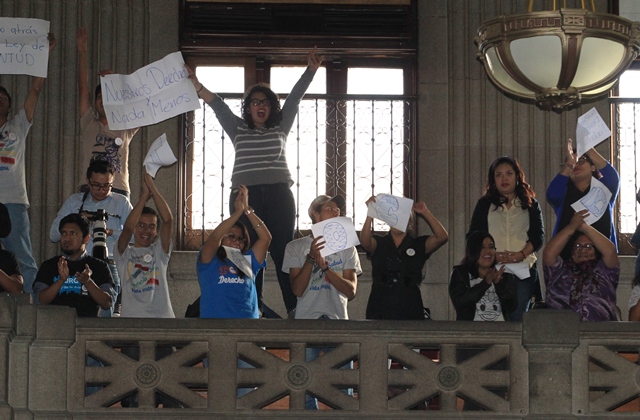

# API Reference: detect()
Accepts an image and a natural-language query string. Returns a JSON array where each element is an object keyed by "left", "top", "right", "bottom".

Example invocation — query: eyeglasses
[
  {"left": 249, "top": 98, "right": 271, "bottom": 107},
  {"left": 225, "top": 233, "right": 246, "bottom": 244},
  {"left": 573, "top": 243, "right": 595, "bottom": 251},
  {"left": 89, "top": 181, "right": 113, "bottom": 191},
  {"left": 576, "top": 157, "right": 592, "bottom": 166}
]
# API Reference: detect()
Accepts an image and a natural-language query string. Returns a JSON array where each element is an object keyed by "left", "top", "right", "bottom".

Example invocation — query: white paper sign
[
  {"left": 366, "top": 194, "right": 414, "bottom": 232},
  {"left": 496, "top": 262, "right": 531, "bottom": 280},
  {"left": 101, "top": 51, "right": 200, "bottom": 130},
  {"left": 0, "top": 18, "right": 50, "bottom": 77},
  {"left": 144, "top": 133, "right": 177, "bottom": 177},
  {"left": 311, "top": 216, "right": 360, "bottom": 258},
  {"left": 570, "top": 176, "right": 612, "bottom": 225},
  {"left": 222, "top": 246, "right": 253, "bottom": 278},
  {"left": 576, "top": 107, "right": 611, "bottom": 158}
]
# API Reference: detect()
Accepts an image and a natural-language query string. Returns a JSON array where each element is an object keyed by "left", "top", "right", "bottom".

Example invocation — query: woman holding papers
[
  {"left": 449, "top": 231, "right": 517, "bottom": 321},
  {"left": 543, "top": 210, "right": 619, "bottom": 321},
  {"left": 360, "top": 196, "right": 448, "bottom": 320},
  {"left": 197, "top": 185, "right": 272, "bottom": 319},
  {"left": 468, "top": 156, "right": 543, "bottom": 321},
  {"left": 187, "top": 49, "right": 322, "bottom": 318},
  {"left": 546, "top": 138, "right": 619, "bottom": 250}
]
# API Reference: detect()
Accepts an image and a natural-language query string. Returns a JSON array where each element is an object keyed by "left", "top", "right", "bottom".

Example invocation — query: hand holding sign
[
  {"left": 576, "top": 108, "right": 611, "bottom": 158},
  {"left": 310, "top": 217, "right": 360, "bottom": 258},
  {"left": 366, "top": 194, "right": 413, "bottom": 232},
  {"left": 570, "top": 176, "right": 612, "bottom": 226},
  {"left": 101, "top": 52, "right": 200, "bottom": 130}
]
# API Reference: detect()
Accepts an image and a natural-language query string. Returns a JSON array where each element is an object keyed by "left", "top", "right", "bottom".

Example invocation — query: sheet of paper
[
  {"left": 576, "top": 107, "right": 611, "bottom": 158},
  {"left": 101, "top": 51, "right": 200, "bottom": 130},
  {"left": 570, "top": 176, "right": 612, "bottom": 225},
  {"left": 496, "top": 262, "right": 531, "bottom": 280},
  {"left": 222, "top": 246, "right": 253, "bottom": 278},
  {"left": 0, "top": 18, "right": 50, "bottom": 77},
  {"left": 366, "top": 194, "right": 414, "bottom": 232},
  {"left": 311, "top": 216, "right": 360, "bottom": 258},
  {"left": 144, "top": 133, "right": 177, "bottom": 177}
]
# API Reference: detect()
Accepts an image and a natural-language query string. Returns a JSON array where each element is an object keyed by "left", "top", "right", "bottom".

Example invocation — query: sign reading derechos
[{"left": 101, "top": 52, "right": 200, "bottom": 130}]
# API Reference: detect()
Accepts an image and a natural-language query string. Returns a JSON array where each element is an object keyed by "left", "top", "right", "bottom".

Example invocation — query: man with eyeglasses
[
  {"left": 0, "top": 33, "right": 56, "bottom": 298},
  {"left": 543, "top": 209, "right": 619, "bottom": 321},
  {"left": 282, "top": 194, "right": 361, "bottom": 409},
  {"left": 49, "top": 160, "right": 132, "bottom": 316},
  {"left": 547, "top": 138, "right": 620, "bottom": 250}
]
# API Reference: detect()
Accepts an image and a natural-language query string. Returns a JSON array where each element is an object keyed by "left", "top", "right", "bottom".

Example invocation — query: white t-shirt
[
  {"left": 282, "top": 236, "right": 361, "bottom": 320},
  {"left": 0, "top": 110, "right": 32, "bottom": 205},
  {"left": 115, "top": 239, "right": 175, "bottom": 318}
]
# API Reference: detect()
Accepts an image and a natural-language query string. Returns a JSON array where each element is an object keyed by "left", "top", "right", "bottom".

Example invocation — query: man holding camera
[{"left": 49, "top": 160, "right": 131, "bottom": 315}]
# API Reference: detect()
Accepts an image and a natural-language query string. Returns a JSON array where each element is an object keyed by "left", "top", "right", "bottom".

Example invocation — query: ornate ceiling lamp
[{"left": 476, "top": 0, "right": 640, "bottom": 110}]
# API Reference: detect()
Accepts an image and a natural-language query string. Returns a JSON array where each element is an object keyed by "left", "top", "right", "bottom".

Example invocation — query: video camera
[{"left": 82, "top": 209, "right": 118, "bottom": 262}]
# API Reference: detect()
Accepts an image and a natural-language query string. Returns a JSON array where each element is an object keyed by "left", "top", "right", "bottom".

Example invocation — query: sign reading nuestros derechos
[{"left": 101, "top": 52, "right": 200, "bottom": 130}]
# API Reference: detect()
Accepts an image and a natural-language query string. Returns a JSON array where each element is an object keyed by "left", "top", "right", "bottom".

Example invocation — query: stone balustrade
[{"left": 2, "top": 294, "right": 640, "bottom": 418}]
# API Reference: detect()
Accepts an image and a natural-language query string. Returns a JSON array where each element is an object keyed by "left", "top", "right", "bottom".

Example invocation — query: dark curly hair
[
  {"left": 242, "top": 84, "right": 282, "bottom": 129},
  {"left": 484, "top": 156, "right": 535, "bottom": 209}
]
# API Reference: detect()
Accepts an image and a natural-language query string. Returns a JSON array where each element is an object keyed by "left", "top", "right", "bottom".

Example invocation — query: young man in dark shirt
[{"left": 34, "top": 213, "right": 113, "bottom": 316}]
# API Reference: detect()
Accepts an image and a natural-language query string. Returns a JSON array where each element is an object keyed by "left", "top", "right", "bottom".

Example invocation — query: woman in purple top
[{"left": 542, "top": 209, "right": 619, "bottom": 321}]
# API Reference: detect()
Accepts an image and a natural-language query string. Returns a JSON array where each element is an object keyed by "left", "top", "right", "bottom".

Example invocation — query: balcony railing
[{"left": 3, "top": 294, "right": 640, "bottom": 417}]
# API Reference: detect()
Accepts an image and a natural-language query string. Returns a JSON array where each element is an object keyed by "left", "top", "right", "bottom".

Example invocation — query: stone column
[{"left": 522, "top": 309, "right": 579, "bottom": 417}]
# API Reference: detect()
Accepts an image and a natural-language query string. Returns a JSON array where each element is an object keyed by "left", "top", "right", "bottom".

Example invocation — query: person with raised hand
[
  {"left": 197, "top": 185, "right": 271, "bottom": 319},
  {"left": 186, "top": 48, "right": 322, "bottom": 318},
  {"left": 0, "top": 32, "right": 56, "bottom": 296},
  {"left": 543, "top": 209, "right": 619, "bottom": 321},
  {"left": 547, "top": 138, "right": 619, "bottom": 249},
  {"left": 361, "top": 196, "right": 447, "bottom": 320}
]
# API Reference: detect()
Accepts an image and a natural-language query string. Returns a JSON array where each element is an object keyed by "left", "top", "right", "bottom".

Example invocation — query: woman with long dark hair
[
  {"left": 187, "top": 49, "right": 322, "bottom": 317},
  {"left": 197, "top": 185, "right": 272, "bottom": 319},
  {"left": 468, "top": 156, "right": 544, "bottom": 321},
  {"left": 449, "top": 231, "right": 517, "bottom": 321}
]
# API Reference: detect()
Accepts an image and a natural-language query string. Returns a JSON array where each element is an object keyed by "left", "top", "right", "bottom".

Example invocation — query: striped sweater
[{"left": 208, "top": 68, "right": 316, "bottom": 188}]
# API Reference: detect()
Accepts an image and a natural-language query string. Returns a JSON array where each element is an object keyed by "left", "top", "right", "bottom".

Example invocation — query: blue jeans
[
  {"left": 509, "top": 264, "right": 539, "bottom": 322},
  {"left": 0, "top": 204, "right": 38, "bottom": 293},
  {"left": 230, "top": 183, "right": 297, "bottom": 314},
  {"left": 99, "top": 262, "right": 120, "bottom": 317}
]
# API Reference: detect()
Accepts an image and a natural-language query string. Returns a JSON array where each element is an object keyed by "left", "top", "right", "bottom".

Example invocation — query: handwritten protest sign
[
  {"left": 576, "top": 107, "right": 611, "bottom": 158},
  {"left": 101, "top": 52, "right": 200, "bottom": 130},
  {"left": 311, "top": 217, "right": 360, "bottom": 258},
  {"left": 0, "top": 18, "right": 50, "bottom": 77},
  {"left": 366, "top": 194, "right": 413, "bottom": 232},
  {"left": 570, "top": 176, "right": 612, "bottom": 226}
]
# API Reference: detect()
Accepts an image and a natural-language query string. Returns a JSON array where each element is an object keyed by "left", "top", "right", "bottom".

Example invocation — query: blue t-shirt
[{"left": 196, "top": 248, "right": 265, "bottom": 319}]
